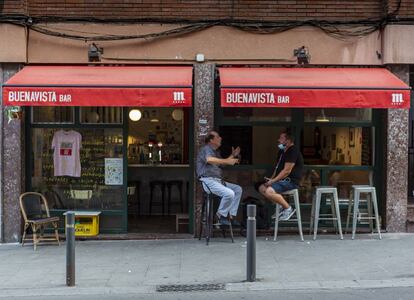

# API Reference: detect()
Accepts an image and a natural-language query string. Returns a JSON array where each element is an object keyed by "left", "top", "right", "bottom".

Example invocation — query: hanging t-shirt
[{"left": 51, "top": 130, "right": 82, "bottom": 177}]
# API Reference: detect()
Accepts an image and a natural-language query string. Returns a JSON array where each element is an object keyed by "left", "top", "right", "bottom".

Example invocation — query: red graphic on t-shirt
[
  {"left": 60, "top": 142, "right": 73, "bottom": 156},
  {"left": 60, "top": 149, "right": 72, "bottom": 156}
]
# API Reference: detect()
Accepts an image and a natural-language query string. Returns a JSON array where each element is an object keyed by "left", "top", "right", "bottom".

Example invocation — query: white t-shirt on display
[{"left": 51, "top": 130, "right": 82, "bottom": 177}]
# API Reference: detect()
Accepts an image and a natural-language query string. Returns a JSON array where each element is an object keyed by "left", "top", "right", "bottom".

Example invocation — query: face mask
[{"left": 278, "top": 143, "right": 286, "bottom": 150}]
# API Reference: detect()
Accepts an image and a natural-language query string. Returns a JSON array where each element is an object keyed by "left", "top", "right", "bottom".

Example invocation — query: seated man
[
  {"left": 259, "top": 131, "right": 304, "bottom": 221},
  {"left": 196, "top": 131, "right": 242, "bottom": 226}
]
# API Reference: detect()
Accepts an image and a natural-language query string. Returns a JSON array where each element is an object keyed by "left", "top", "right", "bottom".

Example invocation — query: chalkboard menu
[
  {"left": 361, "top": 127, "right": 372, "bottom": 165},
  {"left": 31, "top": 128, "right": 124, "bottom": 210}
]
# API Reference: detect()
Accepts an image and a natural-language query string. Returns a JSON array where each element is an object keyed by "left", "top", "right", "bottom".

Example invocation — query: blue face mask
[{"left": 278, "top": 143, "right": 286, "bottom": 150}]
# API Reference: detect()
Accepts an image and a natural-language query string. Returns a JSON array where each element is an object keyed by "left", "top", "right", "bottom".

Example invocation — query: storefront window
[
  {"left": 31, "top": 128, "right": 124, "bottom": 212},
  {"left": 301, "top": 126, "right": 373, "bottom": 166},
  {"left": 32, "top": 107, "right": 74, "bottom": 124},
  {"left": 127, "top": 107, "right": 189, "bottom": 165},
  {"left": 80, "top": 107, "right": 123, "bottom": 124},
  {"left": 304, "top": 108, "right": 372, "bottom": 123},
  {"left": 222, "top": 108, "right": 291, "bottom": 122}
]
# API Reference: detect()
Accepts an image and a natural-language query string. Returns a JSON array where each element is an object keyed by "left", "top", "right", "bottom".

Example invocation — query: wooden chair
[{"left": 19, "top": 192, "right": 60, "bottom": 250}]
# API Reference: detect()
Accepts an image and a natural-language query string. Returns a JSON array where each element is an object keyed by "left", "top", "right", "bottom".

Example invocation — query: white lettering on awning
[
  {"left": 226, "top": 92, "right": 279, "bottom": 104},
  {"left": 8, "top": 91, "right": 70, "bottom": 103}
]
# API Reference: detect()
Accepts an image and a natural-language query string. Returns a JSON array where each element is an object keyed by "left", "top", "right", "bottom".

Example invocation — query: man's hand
[
  {"left": 226, "top": 157, "right": 240, "bottom": 165},
  {"left": 264, "top": 178, "right": 273, "bottom": 187},
  {"left": 231, "top": 146, "right": 241, "bottom": 158}
]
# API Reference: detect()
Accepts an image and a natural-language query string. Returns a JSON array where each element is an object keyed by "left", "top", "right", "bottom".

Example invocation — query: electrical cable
[{"left": 0, "top": 0, "right": 411, "bottom": 43}]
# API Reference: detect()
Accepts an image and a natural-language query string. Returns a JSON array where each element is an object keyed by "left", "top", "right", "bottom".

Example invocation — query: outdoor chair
[{"left": 19, "top": 192, "right": 60, "bottom": 250}]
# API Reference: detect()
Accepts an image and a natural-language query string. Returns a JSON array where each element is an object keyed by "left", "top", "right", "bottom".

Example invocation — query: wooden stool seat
[{"left": 176, "top": 213, "right": 189, "bottom": 232}]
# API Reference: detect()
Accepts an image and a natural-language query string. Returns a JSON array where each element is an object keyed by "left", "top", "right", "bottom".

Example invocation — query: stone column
[
  {"left": 193, "top": 63, "right": 215, "bottom": 236},
  {"left": 385, "top": 65, "right": 410, "bottom": 232},
  {"left": 0, "top": 64, "right": 22, "bottom": 243}
]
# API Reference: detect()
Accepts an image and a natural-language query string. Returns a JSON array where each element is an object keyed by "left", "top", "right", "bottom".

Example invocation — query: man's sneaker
[
  {"left": 231, "top": 219, "right": 241, "bottom": 227},
  {"left": 218, "top": 216, "right": 231, "bottom": 226},
  {"left": 271, "top": 208, "right": 285, "bottom": 219},
  {"left": 279, "top": 207, "right": 296, "bottom": 221},
  {"left": 215, "top": 213, "right": 231, "bottom": 226}
]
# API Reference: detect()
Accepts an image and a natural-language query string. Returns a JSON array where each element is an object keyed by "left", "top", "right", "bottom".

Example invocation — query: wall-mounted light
[
  {"left": 129, "top": 109, "right": 142, "bottom": 121},
  {"left": 195, "top": 53, "right": 205, "bottom": 62},
  {"left": 171, "top": 109, "right": 184, "bottom": 121},
  {"left": 294, "top": 46, "right": 311, "bottom": 65},
  {"left": 88, "top": 43, "right": 103, "bottom": 62}
]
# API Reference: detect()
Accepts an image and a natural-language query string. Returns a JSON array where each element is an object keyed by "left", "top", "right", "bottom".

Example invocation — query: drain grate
[{"left": 156, "top": 283, "right": 225, "bottom": 292}]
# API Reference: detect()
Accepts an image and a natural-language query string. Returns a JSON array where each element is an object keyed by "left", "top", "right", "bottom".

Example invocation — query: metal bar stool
[
  {"left": 346, "top": 185, "right": 382, "bottom": 240},
  {"left": 166, "top": 180, "right": 184, "bottom": 215},
  {"left": 149, "top": 180, "right": 166, "bottom": 215},
  {"left": 310, "top": 186, "right": 343, "bottom": 240},
  {"left": 198, "top": 181, "right": 234, "bottom": 245},
  {"left": 127, "top": 181, "right": 140, "bottom": 219},
  {"left": 274, "top": 189, "right": 304, "bottom": 242}
]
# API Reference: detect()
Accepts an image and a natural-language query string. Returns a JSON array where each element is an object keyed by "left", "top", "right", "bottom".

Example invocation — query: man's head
[
  {"left": 278, "top": 130, "right": 295, "bottom": 149},
  {"left": 205, "top": 131, "right": 222, "bottom": 149}
]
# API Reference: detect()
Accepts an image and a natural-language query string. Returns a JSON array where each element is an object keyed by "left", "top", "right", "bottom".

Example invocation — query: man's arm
[
  {"left": 207, "top": 156, "right": 239, "bottom": 166},
  {"left": 266, "top": 162, "right": 295, "bottom": 185}
]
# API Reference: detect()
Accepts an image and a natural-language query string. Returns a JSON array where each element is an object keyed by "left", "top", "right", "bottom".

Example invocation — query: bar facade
[{"left": 0, "top": 20, "right": 413, "bottom": 242}]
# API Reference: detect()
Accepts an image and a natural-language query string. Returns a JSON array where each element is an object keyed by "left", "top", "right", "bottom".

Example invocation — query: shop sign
[
  {"left": 221, "top": 89, "right": 411, "bottom": 109},
  {"left": 3, "top": 87, "right": 193, "bottom": 107}
]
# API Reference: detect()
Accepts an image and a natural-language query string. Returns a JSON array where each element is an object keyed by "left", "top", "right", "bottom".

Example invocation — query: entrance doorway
[{"left": 126, "top": 107, "right": 192, "bottom": 234}]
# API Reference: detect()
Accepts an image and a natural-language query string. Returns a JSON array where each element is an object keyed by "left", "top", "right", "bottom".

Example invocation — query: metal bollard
[
  {"left": 66, "top": 212, "right": 75, "bottom": 287},
  {"left": 246, "top": 204, "right": 256, "bottom": 282}
]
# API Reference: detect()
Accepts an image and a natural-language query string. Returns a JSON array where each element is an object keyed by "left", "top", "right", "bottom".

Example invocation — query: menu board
[
  {"left": 361, "top": 127, "right": 372, "bottom": 165},
  {"left": 105, "top": 158, "right": 123, "bottom": 185}
]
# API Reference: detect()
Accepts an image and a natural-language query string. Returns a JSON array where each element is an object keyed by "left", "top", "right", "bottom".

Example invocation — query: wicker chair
[{"left": 19, "top": 192, "right": 60, "bottom": 250}]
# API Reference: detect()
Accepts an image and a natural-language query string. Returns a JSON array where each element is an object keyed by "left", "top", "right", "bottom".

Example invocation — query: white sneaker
[{"left": 279, "top": 207, "right": 296, "bottom": 221}]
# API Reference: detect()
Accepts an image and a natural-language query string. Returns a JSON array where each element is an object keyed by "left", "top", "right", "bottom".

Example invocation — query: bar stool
[
  {"left": 166, "top": 180, "right": 184, "bottom": 214},
  {"left": 127, "top": 181, "right": 141, "bottom": 218},
  {"left": 273, "top": 189, "right": 304, "bottom": 242},
  {"left": 346, "top": 185, "right": 382, "bottom": 240},
  {"left": 198, "top": 180, "right": 234, "bottom": 245},
  {"left": 149, "top": 180, "right": 166, "bottom": 215},
  {"left": 310, "top": 186, "right": 343, "bottom": 240}
]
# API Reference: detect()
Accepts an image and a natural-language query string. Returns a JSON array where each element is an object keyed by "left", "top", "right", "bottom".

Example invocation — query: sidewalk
[{"left": 1, "top": 233, "right": 414, "bottom": 297}]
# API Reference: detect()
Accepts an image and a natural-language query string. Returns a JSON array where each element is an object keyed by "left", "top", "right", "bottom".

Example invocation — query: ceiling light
[
  {"left": 315, "top": 109, "right": 330, "bottom": 122},
  {"left": 171, "top": 109, "right": 184, "bottom": 121},
  {"left": 129, "top": 109, "right": 142, "bottom": 121}
]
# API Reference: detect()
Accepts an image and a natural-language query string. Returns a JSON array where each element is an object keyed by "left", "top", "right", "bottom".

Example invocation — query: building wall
[
  {"left": 385, "top": 65, "right": 410, "bottom": 232},
  {"left": 1, "top": 0, "right": 387, "bottom": 20},
  {"left": 0, "top": 64, "right": 23, "bottom": 243}
]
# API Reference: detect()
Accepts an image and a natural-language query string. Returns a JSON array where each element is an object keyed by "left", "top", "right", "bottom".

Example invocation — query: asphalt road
[{"left": 10, "top": 287, "right": 414, "bottom": 300}]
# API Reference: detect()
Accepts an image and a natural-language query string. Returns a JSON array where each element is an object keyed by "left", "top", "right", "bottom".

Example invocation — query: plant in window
[{"left": 4, "top": 106, "right": 22, "bottom": 123}]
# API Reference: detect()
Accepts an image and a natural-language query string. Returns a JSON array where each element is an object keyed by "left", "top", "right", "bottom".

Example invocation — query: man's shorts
[{"left": 270, "top": 178, "right": 298, "bottom": 194}]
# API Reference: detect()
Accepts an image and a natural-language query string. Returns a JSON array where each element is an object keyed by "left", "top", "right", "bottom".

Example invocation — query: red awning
[
  {"left": 2, "top": 66, "right": 193, "bottom": 107},
  {"left": 219, "top": 68, "right": 411, "bottom": 108}
]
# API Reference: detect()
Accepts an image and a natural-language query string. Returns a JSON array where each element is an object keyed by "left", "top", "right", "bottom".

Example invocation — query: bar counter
[{"left": 129, "top": 164, "right": 190, "bottom": 168}]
